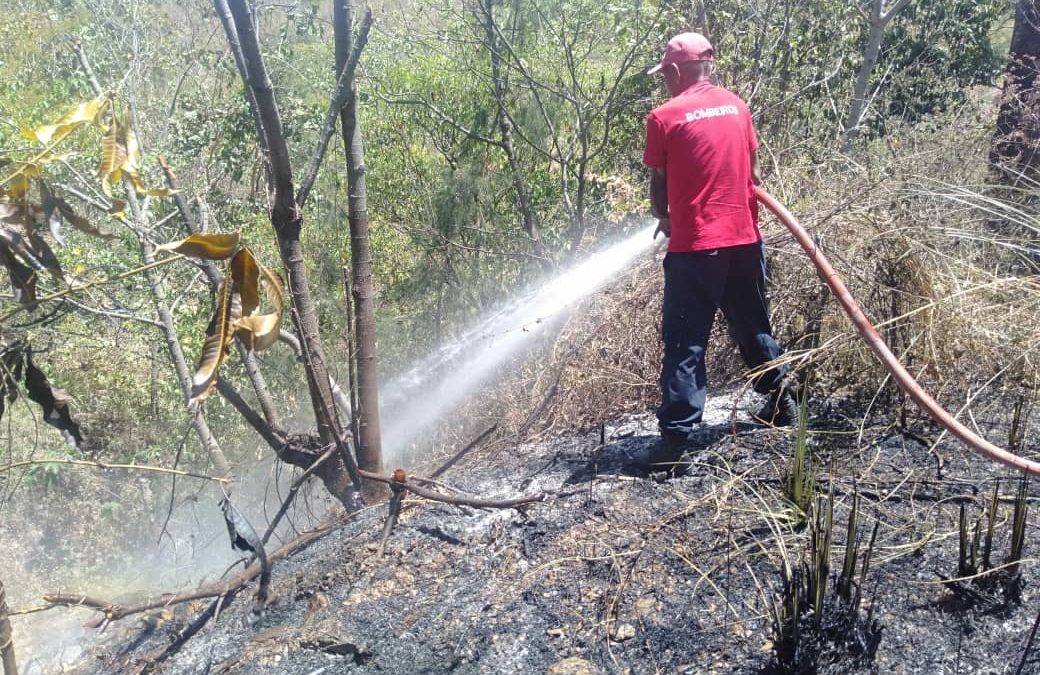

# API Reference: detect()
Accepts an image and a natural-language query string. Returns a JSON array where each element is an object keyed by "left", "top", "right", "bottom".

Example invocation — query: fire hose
[{"left": 755, "top": 186, "right": 1040, "bottom": 477}]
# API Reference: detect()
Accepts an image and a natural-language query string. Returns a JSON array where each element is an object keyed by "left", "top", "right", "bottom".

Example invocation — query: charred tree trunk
[
  {"left": 335, "top": 0, "right": 384, "bottom": 490},
  {"left": 0, "top": 578, "right": 16, "bottom": 675},
  {"left": 991, "top": 0, "right": 1040, "bottom": 181},
  {"left": 221, "top": 0, "right": 364, "bottom": 508}
]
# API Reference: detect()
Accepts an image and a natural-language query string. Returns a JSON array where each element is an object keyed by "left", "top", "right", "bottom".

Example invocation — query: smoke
[
  {"left": 3, "top": 454, "right": 335, "bottom": 672},
  {"left": 4, "top": 218, "right": 661, "bottom": 670}
]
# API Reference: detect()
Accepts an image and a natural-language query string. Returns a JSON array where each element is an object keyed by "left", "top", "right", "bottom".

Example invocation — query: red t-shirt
[{"left": 643, "top": 81, "right": 760, "bottom": 252}]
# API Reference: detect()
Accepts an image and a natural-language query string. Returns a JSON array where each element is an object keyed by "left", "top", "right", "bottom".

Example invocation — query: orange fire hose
[{"left": 755, "top": 186, "right": 1040, "bottom": 477}]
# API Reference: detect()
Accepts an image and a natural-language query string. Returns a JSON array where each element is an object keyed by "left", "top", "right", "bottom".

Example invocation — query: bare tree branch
[
  {"left": 74, "top": 42, "right": 232, "bottom": 480},
  {"left": 0, "top": 458, "right": 229, "bottom": 483},
  {"left": 42, "top": 518, "right": 344, "bottom": 624},
  {"left": 295, "top": 7, "right": 374, "bottom": 208}
]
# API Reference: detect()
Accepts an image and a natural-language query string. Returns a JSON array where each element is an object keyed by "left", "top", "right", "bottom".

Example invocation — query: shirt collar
[{"left": 677, "top": 80, "right": 713, "bottom": 97}]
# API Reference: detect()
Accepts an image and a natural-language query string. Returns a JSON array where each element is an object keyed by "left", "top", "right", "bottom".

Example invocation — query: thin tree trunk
[
  {"left": 0, "top": 578, "right": 18, "bottom": 675},
  {"left": 841, "top": 0, "right": 909, "bottom": 154},
  {"left": 335, "top": 0, "right": 384, "bottom": 487},
  {"left": 76, "top": 43, "right": 233, "bottom": 480},
  {"left": 990, "top": 0, "right": 1040, "bottom": 180},
  {"left": 222, "top": 0, "right": 363, "bottom": 508},
  {"left": 137, "top": 219, "right": 233, "bottom": 480},
  {"left": 479, "top": 0, "right": 547, "bottom": 262},
  {"left": 693, "top": 0, "right": 709, "bottom": 35}
]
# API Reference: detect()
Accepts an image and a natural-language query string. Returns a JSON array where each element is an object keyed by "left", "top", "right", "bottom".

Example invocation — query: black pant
[{"left": 657, "top": 241, "right": 786, "bottom": 436}]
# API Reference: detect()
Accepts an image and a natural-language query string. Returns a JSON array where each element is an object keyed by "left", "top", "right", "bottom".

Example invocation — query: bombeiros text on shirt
[{"left": 683, "top": 105, "right": 739, "bottom": 123}]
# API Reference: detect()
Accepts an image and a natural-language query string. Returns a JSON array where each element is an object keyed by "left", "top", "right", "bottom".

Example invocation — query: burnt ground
[{"left": 49, "top": 389, "right": 1040, "bottom": 674}]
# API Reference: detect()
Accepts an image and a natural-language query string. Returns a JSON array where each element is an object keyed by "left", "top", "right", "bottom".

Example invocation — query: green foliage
[
  {"left": 0, "top": 0, "right": 1025, "bottom": 507},
  {"left": 880, "top": 0, "right": 1004, "bottom": 127},
  {"left": 23, "top": 459, "right": 70, "bottom": 493}
]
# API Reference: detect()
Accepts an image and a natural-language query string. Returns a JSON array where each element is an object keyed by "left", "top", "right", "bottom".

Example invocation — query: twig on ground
[
  {"left": 130, "top": 593, "right": 236, "bottom": 675},
  {"left": 358, "top": 468, "right": 544, "bottom": 508}
]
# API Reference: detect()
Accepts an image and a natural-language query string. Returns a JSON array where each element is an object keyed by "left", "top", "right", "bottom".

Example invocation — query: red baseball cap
[{"left": 647, "top": 32, "right": 714, "bottom": 75}]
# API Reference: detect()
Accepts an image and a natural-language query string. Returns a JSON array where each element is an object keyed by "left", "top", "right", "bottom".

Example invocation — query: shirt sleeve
[{"left": 642, "top": 113, "right": 666, "bottom": 169}]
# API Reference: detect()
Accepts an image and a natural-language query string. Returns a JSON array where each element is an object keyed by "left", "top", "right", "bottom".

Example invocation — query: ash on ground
[{"left": 47, "top": 388, "right": 1040, "bottom": 674}]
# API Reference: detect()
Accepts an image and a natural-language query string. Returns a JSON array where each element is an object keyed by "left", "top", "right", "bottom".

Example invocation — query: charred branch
[
  {"left": 0, "top": 578, "right": 16, "bottom": 675},
  {"left": 357, "top": 468, "right": 544, "bottom": 508},
  {"left": 376, "top": 469, "right": 407, "bottom": 558},
  {"left": 430, "top": 424, "right": 499, "bottom": 479},
  {"left": 43, "top": 519, "right": 343, "bottom": 624},
  {"left": 219, "top": 496, "right": 269, "bottom": 614}
]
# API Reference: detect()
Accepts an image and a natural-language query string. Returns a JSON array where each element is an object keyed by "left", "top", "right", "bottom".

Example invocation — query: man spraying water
[{"left": 643, "top": 32, "right": 797, "bottom": 472}]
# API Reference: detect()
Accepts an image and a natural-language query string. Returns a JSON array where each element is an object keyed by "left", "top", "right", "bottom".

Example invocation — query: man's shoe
[
  {"left": 754, "top": 387, "right": 799, "bottom": 427},
  {"left": 646, "top": 433, "right": 690, "bottom": 476}
]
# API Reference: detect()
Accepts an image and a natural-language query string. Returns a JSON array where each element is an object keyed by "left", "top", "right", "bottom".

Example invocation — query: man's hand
[{"left": 654, "top": 217, "right": 671, "bottom": 239}]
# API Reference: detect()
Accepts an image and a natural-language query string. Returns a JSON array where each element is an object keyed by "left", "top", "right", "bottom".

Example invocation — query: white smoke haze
[
  {"left": 4, "top": 456, "right": 336, "bottom": 674},
  {"left": 3, "top": 218, "right": 660, "bottom": 671}
]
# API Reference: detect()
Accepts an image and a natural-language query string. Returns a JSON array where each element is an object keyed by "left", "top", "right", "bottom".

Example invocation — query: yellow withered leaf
[
  {"left": 235, "top": 313, "right": 282, "bottom": 351},
  {"left": 234, "top": 263, "right": 284, "bottom": 351},
  {"left": 121, "top": 120, "right": 141, "bottom": 178},
  {"left": 97, "top": 120, "right": 125, "bottom": 197},
  {"left": 32, "top": 95, "right": 108, "bottom": 146},
  {"left": 155, "top": 232, "right": 241, "bottom": 260},
  {"left": 190, "top": 275, "right": 235, "bottom": 403},
  {"left": 5, "top": 174, "right": 30, "bottom": 201},
  {"left": 229, "top": 248, "right": 260, "bottom": 317}
]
